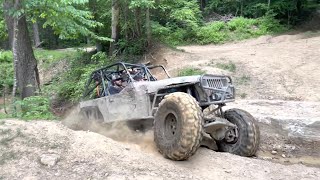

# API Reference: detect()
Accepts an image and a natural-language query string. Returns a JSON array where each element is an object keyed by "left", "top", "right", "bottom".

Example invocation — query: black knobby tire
[
  {"left": 217, "top": 108, "right": 260, "bottom": 157},
  {"left": 154, "top": 92, "right": 203, "bottom": 161}
]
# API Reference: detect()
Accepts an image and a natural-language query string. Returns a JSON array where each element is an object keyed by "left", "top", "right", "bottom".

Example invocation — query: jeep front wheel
[
  {"left": 217, "top": 108, "right": 260, "bottom": 157},
  {"left": 154, "top": 92, "right": 203, "bottom": 161}
]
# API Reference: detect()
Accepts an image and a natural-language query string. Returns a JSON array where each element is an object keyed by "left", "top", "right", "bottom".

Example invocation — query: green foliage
[
  {"left": 205, "top": 0, "right": 320, "bottom": 26},
  {"left": 154, "top": 7, "right": 286, "bottom": 46},
  {"left": 228, "top": 17, "right": 257, "bottom": 31},
  {"left": 196, "top": 21, "right": 227, "bottom": 44},
  {"left": 196, "top": 16, "right": 285, "bottom": 45},
  {"left": 0, "top": 114, "right": 9, "bottom": 120},
  {"left": 26, "top": 0, "right": 111, "bottom": 41},
  {"left": 35, "top": 49, "right": 77, "bottom": 69},
  {"left": 47, "top": 50, "right": 114, "bottom": 102},
  {"left": 0, "top": 51, "right": 14, "bottom": 91},
  {"left": 129, "top": 0, "right": 155, "bottom": 8},
  {"left": 14, "top": 96, "right": 55, "bottom": 120},
  {"left": 117, "top": 38, "right": 147, "bottom": 55},
  {"left": 0, "top": 19, "right": 6, "bottom": 41},
  {"left": 152, "top": 0, "right": 201, "bottom": 45},
  {"left": 178, "top": 67, "right": 206, "bottom": 77},
  {"left": 257, "top": 12, "right": 287, "bottom": 34},
  {"left": 158, "top": 0, "right": 202, "bottom": 28}
]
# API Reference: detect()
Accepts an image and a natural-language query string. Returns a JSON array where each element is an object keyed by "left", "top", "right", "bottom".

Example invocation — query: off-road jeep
[{"left": 79, "top": 62, "right": 260, "bottom": 160}]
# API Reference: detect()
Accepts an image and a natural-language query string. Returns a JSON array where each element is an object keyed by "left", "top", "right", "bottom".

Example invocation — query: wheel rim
[
  {"left": 164, "top": 113, "right": 178, "bottom": 140},
  {"left": 224, "top": 127, "right": 239, "bottom": 143}
]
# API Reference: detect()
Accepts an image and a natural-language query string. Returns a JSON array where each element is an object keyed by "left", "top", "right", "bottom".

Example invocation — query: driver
[
  {"left": 109, "top": 77, "right": 125, "bottom": 95},
  {"left": 128, "top": 68, "right": 145, "bottom": 81}
]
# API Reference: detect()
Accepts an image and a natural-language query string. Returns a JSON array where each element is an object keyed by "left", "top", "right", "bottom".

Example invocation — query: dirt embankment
[{"left": 0, "top": 119, "right": 319, "bottom": 180}]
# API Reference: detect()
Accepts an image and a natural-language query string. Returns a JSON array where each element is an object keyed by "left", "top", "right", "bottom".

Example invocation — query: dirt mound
[{"left": 0, "top": 119, "right": 319, "bottom": 180}]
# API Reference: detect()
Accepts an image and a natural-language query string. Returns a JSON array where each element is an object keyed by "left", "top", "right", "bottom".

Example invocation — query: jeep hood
[{"left": 132, "top": 75, "right": 201, "bottom": 93}]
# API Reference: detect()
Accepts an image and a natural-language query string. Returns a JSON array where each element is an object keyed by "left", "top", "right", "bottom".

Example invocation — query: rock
[
  {"left": 261, "top": 156, "right": 272, "bottom": 160},
  {"left": 22, "top": 176, "right": 39, "bottom": 180},
  {"left": 272, "top": 145, "right": 282, "bottom": 151},
  {"left": 40, "top": 154, "right": 60, "bottom": 167},
  {"left": 107, "top": 174, "right": 126, "bottom": 180},
  {"left": 271, "top": 150, "right": 278, "bottom": 155},
  {"left": 282, "top": 154, "right": 286, "bottom": 158}
]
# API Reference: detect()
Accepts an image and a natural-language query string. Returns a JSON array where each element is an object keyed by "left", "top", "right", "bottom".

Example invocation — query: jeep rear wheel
[
  {"left": 154, "top": 92, "right": 203, "bottom": 161},
  {"left": 217, "top": 108, "right": 260, "bottom": 157}
]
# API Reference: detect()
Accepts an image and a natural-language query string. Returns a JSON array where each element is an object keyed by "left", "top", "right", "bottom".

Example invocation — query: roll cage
[{"left": 82, "top": 62, "right": 170, "bottom": 99}]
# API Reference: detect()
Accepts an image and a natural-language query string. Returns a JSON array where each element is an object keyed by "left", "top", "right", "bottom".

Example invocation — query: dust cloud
[{"left": 62, "top": 108, "right": 157, "bottom": 154}]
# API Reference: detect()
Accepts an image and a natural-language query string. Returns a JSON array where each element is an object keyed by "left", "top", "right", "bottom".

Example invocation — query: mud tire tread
[
  {"left": 217, "top": 108, "right": 260, "bottom": 157},
  {"left": 154, "top": 92, "right": 203, "bottom": 161}
]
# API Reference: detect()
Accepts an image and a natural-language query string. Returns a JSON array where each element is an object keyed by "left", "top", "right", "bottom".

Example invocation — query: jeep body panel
[
  {"left": 79, "top": 62, "right": 235, "bottom": 123},
  {"left": 79, "top": 76, "right": 201, "bottom": 123}
]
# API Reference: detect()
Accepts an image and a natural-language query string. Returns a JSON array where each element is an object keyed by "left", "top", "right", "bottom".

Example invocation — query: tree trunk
[
  {"left": 32, "top": 22, "right": 41, "bottom": 48},
  {"left": 89, "top": 0, "right": 103, "bottom": 51},
  {"left": 109, "top": 0, "right": 120, "bottom": 56},
  {"left": 123, "top": 0, "right": 129, "bottom": 42},
  {"left": 4, "top": 0, "right": 39, "bottom": 99},
  {"left": 3, "top": 1, "right": 14, "bottom": 49},
  {"left": 135, "top": 8, "right": 142, "bottom": 37},
  {"left": 240, "top": 0, "right": 244, "bottom": 17},
  {"left": 199, "top": 0, "right": 206, "bottom": 11},
  {"left": 146, "top": 7, "right": 151, "bottom": 46}
]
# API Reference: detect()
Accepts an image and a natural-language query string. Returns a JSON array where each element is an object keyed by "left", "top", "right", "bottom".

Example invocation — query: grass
[
  {"left": 35, "top": 49, "right": 77, "bottom": 69},
  {"left": 236, "top": 75, "right": 251, "bottom": 85},
  {"left": 0, "top": 114, "right": 9, "bottom": 120},
  {"left": 216, "top": 61, "right": 236, "bottom": 72},
  {"left": 178, "top": 67, "right": 206, "bottom": 76},
  {"left": 239, "top": 93, "right": 247, "bottom": 99}
]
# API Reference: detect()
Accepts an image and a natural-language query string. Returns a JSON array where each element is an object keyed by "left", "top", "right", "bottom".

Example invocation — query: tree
[
  {"left": 2, "top": 0, "right": 109, "bottom": 99},
  {"left": 0, "top": 7, "right": 9, "bottom": 49},
  {"left": 32, "top": 21, "right": 41, "bottom": 47},
  {"left": 3, "top": 0, "right": 39, "bottom": 99},
  {"left": 109, "top": 0, "right": 120, "bottom": 56}
]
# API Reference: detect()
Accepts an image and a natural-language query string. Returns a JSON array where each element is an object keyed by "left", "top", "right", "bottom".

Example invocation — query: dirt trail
[{"left": 0, "top": 119, "right": 319, "bottom": 180}]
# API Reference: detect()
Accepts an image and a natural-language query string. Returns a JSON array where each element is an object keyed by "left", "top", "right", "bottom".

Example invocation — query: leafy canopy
[{"left": 1, "top": 0, "right": 112, "bottom": 41}]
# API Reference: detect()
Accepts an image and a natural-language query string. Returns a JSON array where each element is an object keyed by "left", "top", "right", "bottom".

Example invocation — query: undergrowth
[
  {"left": 178, "top": 67, "right": 206, "bottom": 76},
  {"left": 44, "top": 51, "right": 115, "bottom": 102},
  {"left": 13, "top": 96, "right": 55, "bottom": 120},
  {"left": 153, "top": 14, "right": 286, "bottom": 45},
  {"left": 35, "top": 49, "right": 78, "bottom": 69},
  {"left": 216, "top": 61, "right": 237, "bottom": 72}
]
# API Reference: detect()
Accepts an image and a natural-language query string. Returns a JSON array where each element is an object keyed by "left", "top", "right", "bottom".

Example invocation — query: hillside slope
[
  {"left": 149, "top": 33, "right": 320, "bottom": 101},
  {"left": 0, "top": 119, "right": 319, "bottom": 180}
]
